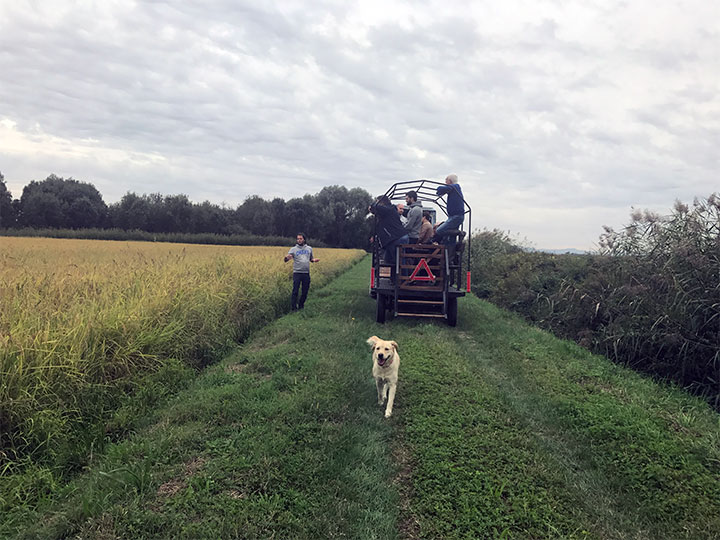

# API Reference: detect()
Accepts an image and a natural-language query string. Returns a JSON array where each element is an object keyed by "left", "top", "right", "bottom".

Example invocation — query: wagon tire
[
  {"left": 376, "top": 294, "right": 387, "bottom": 324},
  {"left": 447, "top": 296, "right": 458, "bottom": 327}
]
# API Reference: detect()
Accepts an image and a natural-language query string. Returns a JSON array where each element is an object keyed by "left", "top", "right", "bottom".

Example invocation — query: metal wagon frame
[{"left": 369, "top": 179, "right": 471, "bottom": 326}]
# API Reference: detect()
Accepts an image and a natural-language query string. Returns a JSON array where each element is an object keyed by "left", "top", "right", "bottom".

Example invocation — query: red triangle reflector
[{"left": 409, "top": 258, "right": 436, "bottom": 282}]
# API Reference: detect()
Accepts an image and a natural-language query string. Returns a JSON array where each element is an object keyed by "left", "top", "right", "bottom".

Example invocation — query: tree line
[{"left": 0, "top": 172, "right": 374, "bottom": 248}]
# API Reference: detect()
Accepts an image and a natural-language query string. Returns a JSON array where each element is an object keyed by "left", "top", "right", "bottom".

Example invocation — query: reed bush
[
  {"left": 469, "top": 195, "right": 720, "bottom": 406},
  {"left": 0, "top": 237, "right": 363, "bottom": 510}
]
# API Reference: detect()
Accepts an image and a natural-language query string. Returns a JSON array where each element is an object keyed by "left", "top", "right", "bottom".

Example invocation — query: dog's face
[{"left": 367, "top": 336, "right": 398, "bottom": 367}]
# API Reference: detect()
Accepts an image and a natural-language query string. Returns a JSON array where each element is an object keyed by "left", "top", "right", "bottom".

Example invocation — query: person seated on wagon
[
  {"left": 369, "top": 195, "right": 409, "bottom": 264},
  {"left": 418, "top": 211, "right": 434, "bottom": 244},
  {"left": 433, "top": 174, "right": 465, "bottom": 244}
]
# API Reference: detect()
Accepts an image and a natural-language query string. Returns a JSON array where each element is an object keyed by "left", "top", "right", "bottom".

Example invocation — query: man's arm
[
  {"left": 284, "top": 247, "right": 294, "bottom": 262},
  {"left": 310, "top": 248, "right": 319, "bottom": 263}
]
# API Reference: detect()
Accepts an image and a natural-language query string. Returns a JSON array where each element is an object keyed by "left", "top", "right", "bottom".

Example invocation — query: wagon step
[
  {"left": 396, "top": 312, "right": 445, "bottom": 318},
  {"left": 397, "top": 299, "right": 444, "bottom": 305}
]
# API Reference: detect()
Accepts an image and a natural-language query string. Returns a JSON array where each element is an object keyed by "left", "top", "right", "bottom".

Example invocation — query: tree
[
  {"left": 20, "top": 190, "right": 65, "bottom": 228},
  {"left": 192, "top": 200, "right": 230, "bottom": 234},
  {"left": 0, "top": 171, "right": 17, "bottom": 228},
  {"left": 109, "top": 192, "right": 151, "bottom": 230},
  {"left": 284, "top": 195, "right": 323, "bottom": 241},
  {"left": 163, "top": 194, "right": 194, "bottom": 233},
  {"left": 143, "top": 193, "right": 169, "bottom": 233},
  {"left": 315, "top": 185, "right": 373, "bottom": 247},
  {"left": 18, "top": 174, "right": 107, "bottom": 228},
  {"left": 236, "top": 195, "right": 273, "bottom": 236},
  {"left": 269, "top": 198, "right": 287, "bottom": 237}
]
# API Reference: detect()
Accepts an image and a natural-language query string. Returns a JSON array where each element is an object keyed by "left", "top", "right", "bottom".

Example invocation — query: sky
[{"left": 1, "top": 1, "right": 718, "bottom": 250}]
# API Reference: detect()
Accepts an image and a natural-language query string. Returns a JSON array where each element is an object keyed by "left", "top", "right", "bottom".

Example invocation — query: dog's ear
[
  {"left": 367, "top": 336, "right": 379, "bottom": 347},
  {"left": 390, "top": 341, "right": 399, "bottom": 351}
]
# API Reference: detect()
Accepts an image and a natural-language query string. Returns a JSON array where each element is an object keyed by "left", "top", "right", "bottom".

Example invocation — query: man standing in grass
[{"left": 284, "top": 233, "right": 319, "bottom": 310}]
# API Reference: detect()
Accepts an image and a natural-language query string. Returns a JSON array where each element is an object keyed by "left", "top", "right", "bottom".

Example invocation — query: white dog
[{"left": 367, "top": 336, "right": 400, "bottom": 418}]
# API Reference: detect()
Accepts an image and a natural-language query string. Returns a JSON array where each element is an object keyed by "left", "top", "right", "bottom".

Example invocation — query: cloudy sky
[{"left": 1, "top": 1, "right": 718, "bottom": 250}]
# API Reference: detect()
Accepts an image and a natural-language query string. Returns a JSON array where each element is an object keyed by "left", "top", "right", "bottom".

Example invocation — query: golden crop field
[{"left": 0, "top": 237, "right": 364, "bottom": 478}]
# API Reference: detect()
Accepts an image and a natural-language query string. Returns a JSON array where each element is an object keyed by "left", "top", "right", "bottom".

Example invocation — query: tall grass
[
  {"left": 0, "top": 237, "right": 364, "bottom": 510},
  {"left": 469, "top": 194, "right": 720, "bottom": 406},
  {"left": 594, "top": 196, "right": 720, "bottom": 400}
]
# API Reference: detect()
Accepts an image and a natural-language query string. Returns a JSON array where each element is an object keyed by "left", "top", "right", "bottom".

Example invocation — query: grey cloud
[
  {"left": 1, "top": 0, "right": 718, "bottom": 250},
  {"left": 630, "top": 45, "right": 700, "bottom": 72}
]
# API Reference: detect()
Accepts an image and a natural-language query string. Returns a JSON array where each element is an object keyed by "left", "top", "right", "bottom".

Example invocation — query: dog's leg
[
  {"left": 376, "top": 378, "right": 385, "bottom": 405},
  {"left": 384, "top": 383, "right": 397, "bottom": 418}
]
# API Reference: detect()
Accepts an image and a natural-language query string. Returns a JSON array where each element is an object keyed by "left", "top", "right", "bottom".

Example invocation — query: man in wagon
[
  {"left": 284, "top": 232, "right": 319, "bottom": 310},
  {"left": 433, "top": 174, "right": 465, "bottom": 244},
  {"left": 418, "top": 211, "right": 434, "bottom": 244},
  {"left": 403, "top": 190, "right": 423, "bottom": 243},
  {"left": 396, "top": 202, "right": 408, "bottom": 225},
  {"left": 368, "top": 195, "right": 409, "bottom": 265}
]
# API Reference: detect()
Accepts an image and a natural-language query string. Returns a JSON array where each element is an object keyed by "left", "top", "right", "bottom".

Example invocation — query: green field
[{"left": 4, "top": 256, "right": 720, "bottom": 539}]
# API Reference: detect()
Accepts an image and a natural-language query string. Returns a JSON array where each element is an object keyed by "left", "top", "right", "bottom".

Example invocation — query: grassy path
[{"left": 6, "top": 257, "right": 720, "bottom": 539}]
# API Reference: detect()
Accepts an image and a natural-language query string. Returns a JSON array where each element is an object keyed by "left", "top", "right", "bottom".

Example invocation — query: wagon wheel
[
  {"left": 376, "top": 294, "right": 387, "bottom": 324},
  {"left": 447, "top": 296, "right": 458, "bottom": 327}
]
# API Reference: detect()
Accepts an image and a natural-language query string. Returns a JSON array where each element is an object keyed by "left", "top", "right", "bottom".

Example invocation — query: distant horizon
[
  {"left": 529, "top": 247, "right": 591, "bottom": 255},
  {"left": 4, "top": 173, "right": 695, "bottom": 252}
]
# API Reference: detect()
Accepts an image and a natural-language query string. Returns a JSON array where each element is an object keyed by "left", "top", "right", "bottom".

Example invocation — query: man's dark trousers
[{"left": 291, "top": 272, "right": 311, "bottom": 310}]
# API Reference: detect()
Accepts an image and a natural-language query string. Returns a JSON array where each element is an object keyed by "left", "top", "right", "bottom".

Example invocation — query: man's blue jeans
[
  {"left": 434, "top": 214, "right": 464, "bottom": 244},
  {"left": 291, "top": 272, "right": 310, "bottom": 309}
]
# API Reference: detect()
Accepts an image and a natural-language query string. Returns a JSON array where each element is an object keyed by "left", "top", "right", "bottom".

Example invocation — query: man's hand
[
  {"left": 311, "top": 258, "right": 319, "bottom": 263},
  {"left": 284, "top": 254, "right": 293, "bottom": 262}
]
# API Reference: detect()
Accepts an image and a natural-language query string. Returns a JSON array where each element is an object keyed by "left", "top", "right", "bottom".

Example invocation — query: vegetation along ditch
[{"left": 470, "top": 194, "right": 720, "bottom": 409}]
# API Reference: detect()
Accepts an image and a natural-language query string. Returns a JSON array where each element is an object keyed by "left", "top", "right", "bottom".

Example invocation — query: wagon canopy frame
[{"left": 380, "top": 178, "right": 471, "bottom": 264}]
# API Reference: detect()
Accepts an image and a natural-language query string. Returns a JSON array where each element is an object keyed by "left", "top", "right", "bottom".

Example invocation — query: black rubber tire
[
  {"left": 447, "top": 296, "right": 458, "bottom": 327},
  {"left": 376, "top": 294, "right": 387, "bottom": 324}
]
